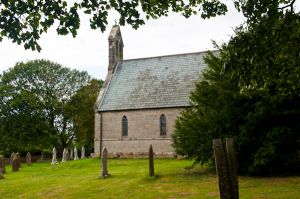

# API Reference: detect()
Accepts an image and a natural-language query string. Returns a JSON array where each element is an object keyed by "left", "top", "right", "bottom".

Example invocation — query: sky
[{"left": 1, "top": 2, "right": 247, "bottom": 80}]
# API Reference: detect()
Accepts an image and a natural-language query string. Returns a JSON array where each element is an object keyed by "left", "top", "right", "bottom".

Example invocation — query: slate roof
[{"left": 99, "top": 51, "right": 215, "bottom": 111}]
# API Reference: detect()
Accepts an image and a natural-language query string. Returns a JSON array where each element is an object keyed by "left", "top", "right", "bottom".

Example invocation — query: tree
[
  {"left": 0, "top": 59, "right": 91, "bottom": 154},
  {"left": 0, "top": 0, "right": 228, "bottom": 51},
  {"left": 0, "top": 0, "right": 297, "bottom": 51},
  {"left": 66, "top": 79, "right": 103, "bottom": 154},
  {"left": 172, "top": 3, "right": 300, "bottom": 175}
]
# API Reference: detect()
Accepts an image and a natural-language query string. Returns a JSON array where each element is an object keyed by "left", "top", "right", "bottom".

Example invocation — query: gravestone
[
  {"left": 15, "top": 153, "right": 21, "bottom": 168},
  {"left": 39, "top": 151, "right": 44, "bottom": 162},
  {"left": 51, "top": 147, "right": 58, "bottom": 165},
  {"left": 66, "top": 150, "right": 70, "bottom": 161},
  {"left": 81, "top": 146, "right": 85, "bottom": 159},
  {"left": 0, "top": 168, "right": 4, "bottom": 179},
  {"left": 101, "top": 147, "right": 109, "bottom": 178},
  {"left": 149, "top": 144, "right": 155, "bottom": 177},
  {"left": 0, "top": 155, "right": 6, "bottom": 174},
  {"left": 74, "top": 147, "right": 79, "bottom": 160},
  {"left": 26, "top": 152, "right": 32, "bottom": 165},
  {"left": 213, "top": 138, "right": 239, "bottom": 199},
  {"left": 10, "top": 152, "right": 16, "bottom": 165},
  {"left": 62, "top": 148, "right": 67, "bottom": 163},
  {"left": 70, "top": 148, "right": 74, "bottom": 160},
  {"left": 12, "top": 157, "right": 19, "bottom": 172},
  {"left": 226, "top": 138, "right": 239, "bottom": 199}
]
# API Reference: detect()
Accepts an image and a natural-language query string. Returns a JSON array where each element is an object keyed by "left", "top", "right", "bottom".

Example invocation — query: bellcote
[{"left": 108, "top": 25, "right": 124, "bottom": 74}]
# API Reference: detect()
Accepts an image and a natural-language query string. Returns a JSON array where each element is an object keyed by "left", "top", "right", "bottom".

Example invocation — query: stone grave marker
[
  {"left": 70, "top": 148, "right": 74, "bottom": 160},
  {"left": 51, "top": 147, "right": 58, "bottom": 165},
  {"left": 149, "top": 144, "right": 155, "bottom": 177},
  {"left": 74, "top": 147, "right": 79, "bottom": 160},
  {"left": 62, "top": 148, "right": 67, "bottom": 163},
  {"left": 81, "top": 146, "right": 85, "bottom": 159},
  {"left": 10, "top": 152, "right": 15, "bottom": 165},
  {"left": 0, "top": 155, "right": 6, "bottom": 174},
  {"left": 213, "top": 138, "right": 239, "bottom": 199},
  {"left": 0, "top": 168, "right": 4, "bottom": 180},
  {"left": 66, "top": 150, "right": 70, "bottom": 161},
  {"left": 16, "top": 153, "right": 21, "bottom": 168},
  {"left": 26, "top": 152, "right": 32, "bottom": 165},
  {"left": 101, "top": 147, "right": 109, "bottom": 178},
  {"left": 12, "top": 157, "right": 19, "bottom": 172}
]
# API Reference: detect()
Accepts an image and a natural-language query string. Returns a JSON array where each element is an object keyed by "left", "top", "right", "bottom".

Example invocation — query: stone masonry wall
[{"left": 94, "top": 107, "right": 185, "bottom": 156}]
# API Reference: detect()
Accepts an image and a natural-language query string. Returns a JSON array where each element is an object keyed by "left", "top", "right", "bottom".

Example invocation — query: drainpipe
[{"left": 99, "top": 112, "right": 103, "bottom": 158}]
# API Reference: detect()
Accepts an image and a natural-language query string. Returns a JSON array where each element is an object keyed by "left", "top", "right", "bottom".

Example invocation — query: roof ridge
[{"left": 123, "top": 50, "right": 218, "bottom": 62}]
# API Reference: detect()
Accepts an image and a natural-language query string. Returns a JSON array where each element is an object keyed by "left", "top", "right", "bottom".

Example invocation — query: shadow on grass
[{"left": 142, "top": 174, "right": 160, "bottom": 182}]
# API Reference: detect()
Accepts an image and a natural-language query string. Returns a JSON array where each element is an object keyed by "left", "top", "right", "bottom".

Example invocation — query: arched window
[
  {"left": 122, "top": 116, "right": 128, "bottom": 137},
  {"left": 160, "top": 114, "right": 166, "bottom": 136}
]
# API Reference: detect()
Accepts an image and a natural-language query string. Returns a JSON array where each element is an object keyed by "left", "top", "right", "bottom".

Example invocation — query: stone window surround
[
  {"left": 122, "top": 115, "right": 128, "bottom": 137},
  {"left": 160, "top": 114, "right": 167, "bottom": 136}
]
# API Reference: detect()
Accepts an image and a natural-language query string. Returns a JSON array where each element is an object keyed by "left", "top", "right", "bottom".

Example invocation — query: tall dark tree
[
  {"left": 172, "top": 2, "right": 300, "bottom": 175},
  {"left": 66, "top": 79, "right": 103, "bottom": 154},
  {"left": 0, "top": 60, "right": 91, "bottom": 154}
]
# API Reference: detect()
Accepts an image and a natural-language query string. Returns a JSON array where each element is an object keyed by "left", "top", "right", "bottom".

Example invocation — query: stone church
[{"left": 94, "top": 25, "right": 211, "bottom": 156}]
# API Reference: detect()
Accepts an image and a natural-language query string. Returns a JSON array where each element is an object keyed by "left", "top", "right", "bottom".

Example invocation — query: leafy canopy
[
  {"left": 0, "top": 0, "right": 297, "bottom": 51},
  {"left": 0, "top": 0, "right": 228, "bottom": 51},
  {"left": 0, "top": 59, "right": 91, "bottom": 155}
]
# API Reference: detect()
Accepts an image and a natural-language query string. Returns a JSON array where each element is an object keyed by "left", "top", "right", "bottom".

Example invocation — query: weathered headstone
[
  {"left": 62, "top": 148, "right": 67, "bottom": 163},
  {"left": 213, "top": 138, "right": 239, "bottom": 199},
  {"left": 40, "top": 151, "right": 44, "bottom": 161},
  {"left": 0, "top": 155, "right": 6, "bottom": 174},
  {"left": 66, "top": 150, "right": 70, "bottom": 161},
  {"left": 12, "top": 157, "right": 19, "bottom": 172},
  {"left": 149, "top": 144, "right": 155, "bottom": 177},
  {"left": 15, "top": 153, "right": 21, "bottom": 168},
  {"left": 226, "top": 138, "right": 239, "bottom": 198},
  {"left": 74, "top": 147, "right": 79, "bottom": 160},
  {"left": 51, "top": 147, "right": 58, "bottom": 165},
  {"left": 70, "top": 148, "right": 74, "bottom": 160},
  {"left": 101, "top": 147, "right": 109, "bottom": 178},
  {"left": 10, "top": 152, "right": 16, "bottom": 165},
  {"left": 81, "top": 146, "right": 85, "bottom": 159},
  {"left": 0, "top": 168, "right": 4, "bottom": 179},
  {"left": 26, "top": 152, "right": 32, "bottom": 166}
]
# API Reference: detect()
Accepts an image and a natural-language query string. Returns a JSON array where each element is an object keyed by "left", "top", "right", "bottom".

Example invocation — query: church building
[{"left": 94, "top": 25, "right": 211, "bottom": 156}]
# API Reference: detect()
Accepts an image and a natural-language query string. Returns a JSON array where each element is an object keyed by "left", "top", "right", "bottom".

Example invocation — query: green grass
[{"left": 0, "top": 158, "right": 299, "bottom": 198}]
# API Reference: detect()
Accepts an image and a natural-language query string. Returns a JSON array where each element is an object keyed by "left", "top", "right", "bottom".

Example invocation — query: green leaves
[
  {"left": 0, "top": 59, "right": 91, "bottom": 153},
  {"left": 0, "top": 0, "right": 229, "bottom": 51},
  {"left": 173, "top": 7, "right": 300, "bottom": 175},
  {"left": 66, "top": 79, "right": 103, "bottom": 153}
]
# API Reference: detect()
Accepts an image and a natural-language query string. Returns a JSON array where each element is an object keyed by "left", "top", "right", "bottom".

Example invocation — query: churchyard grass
[{"left": 0, "top": 158, "right": 299, "bottom": 198}]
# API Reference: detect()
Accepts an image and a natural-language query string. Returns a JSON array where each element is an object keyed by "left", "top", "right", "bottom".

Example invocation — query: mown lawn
[{"left": 0, "top": 158, "right": 299, "bottom": 199}]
